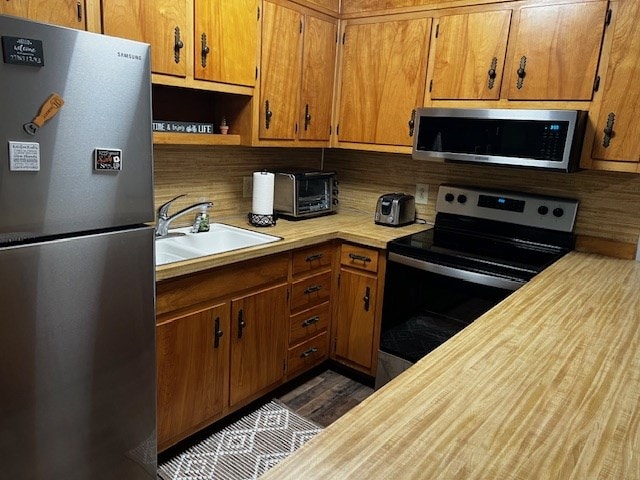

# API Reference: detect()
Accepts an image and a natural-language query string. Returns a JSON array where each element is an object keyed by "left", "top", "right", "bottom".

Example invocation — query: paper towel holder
[{"left": 248, "top": 212, "right": 277, "bottom": 227}]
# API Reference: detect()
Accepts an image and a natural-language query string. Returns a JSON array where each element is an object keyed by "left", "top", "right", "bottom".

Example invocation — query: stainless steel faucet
[{"left": 155, "top": 194, "right": 213, "bottom": 238}]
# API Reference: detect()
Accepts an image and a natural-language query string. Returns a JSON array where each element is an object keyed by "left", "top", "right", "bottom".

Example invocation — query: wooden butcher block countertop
[{"left": 262, "top": 252, "right": 640, "bottom": 480}]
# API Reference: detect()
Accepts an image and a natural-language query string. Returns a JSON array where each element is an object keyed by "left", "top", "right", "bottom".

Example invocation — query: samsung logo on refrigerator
[{"left": 412, "top": 108, "right": 588, "bottom": 172}]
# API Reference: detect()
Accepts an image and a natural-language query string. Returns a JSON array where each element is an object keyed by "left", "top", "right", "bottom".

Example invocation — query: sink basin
[{"left": 155, "top": 223, "right": 281, "bottom": 265}]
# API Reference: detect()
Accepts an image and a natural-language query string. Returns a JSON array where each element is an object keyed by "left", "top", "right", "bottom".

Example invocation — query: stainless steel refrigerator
[{"left": 0, "top": 15, "right": 156, "bottom": 479}]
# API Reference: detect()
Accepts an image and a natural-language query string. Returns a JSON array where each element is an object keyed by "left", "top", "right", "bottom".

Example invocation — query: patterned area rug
[{"left": 157, "top": 401, "right": 323, "bottom": 480}]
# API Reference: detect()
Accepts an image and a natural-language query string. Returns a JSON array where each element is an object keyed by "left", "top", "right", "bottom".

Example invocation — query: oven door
[{"left": 376, "top": 255, "right": 512, "bottom": 389}]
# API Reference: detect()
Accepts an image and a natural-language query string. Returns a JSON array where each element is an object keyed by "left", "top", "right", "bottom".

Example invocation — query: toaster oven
[{"left": 273, "top": 170, "right": 338, "bottom": 219}]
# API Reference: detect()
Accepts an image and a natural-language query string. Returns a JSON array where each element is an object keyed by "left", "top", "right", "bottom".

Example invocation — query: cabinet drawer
[
  {"left": 340, "top": 244, "right": 379, "bottom": 273},
  {"left": 292, "top": 243, "right": 333, "bottom": 277},
  {"left": 290, "top": 271, "right": 332, "bottom": 313},
  {"left": 288, "top": 331, "right": 329, "bottom": 375},
  {"left": 289, "top": 302, "right": 330, "bottom": 345}
]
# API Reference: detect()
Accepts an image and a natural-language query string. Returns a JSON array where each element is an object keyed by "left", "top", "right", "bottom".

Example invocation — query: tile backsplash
[{"left": 154, "top": 145, "right": 640, "bottom": 257}]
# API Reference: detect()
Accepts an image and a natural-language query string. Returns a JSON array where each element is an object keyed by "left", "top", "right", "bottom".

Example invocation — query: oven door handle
[{"left": 388, "top": 252, "right": 524, "bottom": 291}]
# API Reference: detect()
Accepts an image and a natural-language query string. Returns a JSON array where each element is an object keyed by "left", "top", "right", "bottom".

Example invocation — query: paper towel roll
[{"left": 252, "top": 171, "right": 274, "bottom": 215}]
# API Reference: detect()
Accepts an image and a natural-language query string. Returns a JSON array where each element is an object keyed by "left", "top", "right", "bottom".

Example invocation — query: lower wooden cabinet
[
  {"left": 155, "top": 253, "right": 289, "bottom": 451},
  {"left": 332, "top": 243, "right": 386, "bottom": 376},
  {"left": 156, "top": 302, "right": 230, "bottom": 451},
  {"left": 155, "top": 241, "right": 385, "bottom": 450},
  {"left": 230, "top": 283, "right": 289, "bottom": 407}
]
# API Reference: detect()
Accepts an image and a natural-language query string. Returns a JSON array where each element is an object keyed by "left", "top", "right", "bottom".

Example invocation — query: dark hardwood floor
[
  {"left": 275, "top": 367, "right": 374, "bottom": 427},
  {"left": 158, "top": 366, "right": 373, "bottom": 466}
]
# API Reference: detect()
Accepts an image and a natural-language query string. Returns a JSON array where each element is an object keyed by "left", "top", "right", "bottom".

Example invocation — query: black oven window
[{"left": 380, "top": 261, "right": 511, "bottom": 363}]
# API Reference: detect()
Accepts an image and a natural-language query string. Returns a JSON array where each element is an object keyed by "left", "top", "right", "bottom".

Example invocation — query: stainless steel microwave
[
  {"left": 273, "top": 170, "right": 338, "bottom": 219},
  {"left": 412, "top": 108, "right": 588, "bottom": 172}
]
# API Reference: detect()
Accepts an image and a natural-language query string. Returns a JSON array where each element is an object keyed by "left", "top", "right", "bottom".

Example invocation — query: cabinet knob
[
  {"left": 304, "top": 104, "right": 312, "bottom": 131},
  {"left": 265, "top": 100, "right": 273, "bottom": 129},
  {"left": 603, "top": 112, "right": 616, "bottom": 148},
  {"left": 408, "top": 109, "right": 416, "bottom": 137},
  {"left": 487, "top": 57, "right": 498, "bottom": 90},
  {"left": 516, "top": 56, "right": 527, "bottom": 89},
  {"left": 201, "top": 33, "right": 210, "bottom": 68},
  {"left": 237, "top": 310, "right": 246, "bottom": 339},
  {"left": 174, "top": 26, "right": 184, "bottom": 64},
  {"left": 363, "top": 286, "right": 371, "bottom": 312},
  {"left": 213, "top": 316, "right": 223, "bottom": 348}
]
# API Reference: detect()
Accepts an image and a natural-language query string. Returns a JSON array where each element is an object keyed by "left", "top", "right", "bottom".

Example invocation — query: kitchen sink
[{"left": 155, "top": 223, "right": 282, "bottom": 265}]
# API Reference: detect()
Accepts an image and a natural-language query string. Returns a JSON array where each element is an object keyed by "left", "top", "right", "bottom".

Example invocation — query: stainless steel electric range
[{"left": 376, "top": 184, "right": 579, "bottom": 388}]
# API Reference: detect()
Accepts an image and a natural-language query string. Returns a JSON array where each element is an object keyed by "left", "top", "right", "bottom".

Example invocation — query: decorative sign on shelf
[{"left": 152, "top": 120, "right": 214, "bottom": 134}]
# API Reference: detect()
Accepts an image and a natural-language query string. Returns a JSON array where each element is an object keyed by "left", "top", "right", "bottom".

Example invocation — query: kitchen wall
[
  {"left": 154, "top": 145, "right": 640, "bottom": 257},
  {"left": 153, "top": 145, "right": 322, "bottom": 222}
]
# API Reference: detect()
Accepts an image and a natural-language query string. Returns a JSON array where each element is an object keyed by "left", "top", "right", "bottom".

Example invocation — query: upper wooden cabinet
[
  {"left": 194, "top": 0, "right": 258, "bottom": 87},
  {"left": 336, "top": 15, "right": 432, "bottom": 146},
  {"left": 586, "top": 0, "right": 640, "bottom": 171},
  {"left": 259, "top": 2, "right": 303, "bottom": 141},
  {"left": 506, "top": 1, "right": 608, "bottom": 101},
  {"left": 430, "top": 10, "right": 511, "bottom": 100},
  {"left": 0, "top": 0, "right": 92, "bottom": 30},
  {"left": 102, "top": 0, "right": 189, "bottom": 78},
  {"left": 102, "top": 0, "right": 258, "bottom": 88},
  {"left": 299, "top": 14, "right": 338, "bottom": 141},
  {"left": 258, "top": 1, "right": 337, "bottom": 144}
]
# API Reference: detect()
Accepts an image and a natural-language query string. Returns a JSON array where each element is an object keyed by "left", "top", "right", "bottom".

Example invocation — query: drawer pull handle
[
  {"left": 305, "top": 253, "right": 324, "bottom": 262},
  {"left": 301, "top": 316, "right": 320, "bottom": 327},
  {"left": 300, "top": 347, "right": 318, "bottom": 358},
  {"left": 238, "top": 309, "right": 246, "bottom": 339},
  {"left": 349, "top": 253, "right": 372, "bottom": 263},
  {"left": 304, "top": 285, "right": 322, "bottom": 295},
  {"left": 213, "top": 316, "right": 223, "bottom": 348}
]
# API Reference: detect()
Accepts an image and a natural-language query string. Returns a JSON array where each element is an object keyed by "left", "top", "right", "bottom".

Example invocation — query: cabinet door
[
  {"left": 591, "top": 0, "right": 640, "bottom": 165},
  {"left": 230, "top": 283, "right": 288, "bottom": 407},
  {"left": 259, "top": 2, "right": 302, "bottom": 140},
  {"left": 299, "top": 14, "right": 338, "bottom": 141},
  {"left": 194, "top": 0, "right": 257, "bottom": 87},
  {"left": 156, "top": 303, "right": 229, "bottom": 449},
  {"left": 507, "top": 1, "right": 608, "bottom": 101},
  {"left": 102, "top": 0, "right": 189, "bottom": 77},
  {"left": 337, "top": 17, "right": 431, "bottom": 146},
  {"left": 334, "top": 269, "right": 377, "bottom": 371},
  {"left": 431, "top": 10, "right": 511, "bottom": 100},
  {"left": 0, "top": 0, "right": 87, "bottom": 29}
]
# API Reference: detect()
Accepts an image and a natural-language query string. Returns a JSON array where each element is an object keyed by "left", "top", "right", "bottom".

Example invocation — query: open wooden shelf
[{"left": 153, "top": 132, "right": 241, "bottom": 146}]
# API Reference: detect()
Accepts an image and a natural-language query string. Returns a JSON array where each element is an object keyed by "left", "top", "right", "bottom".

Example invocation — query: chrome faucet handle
[{"left": 158, "top": 194, "right": 186, "bottom": 219}]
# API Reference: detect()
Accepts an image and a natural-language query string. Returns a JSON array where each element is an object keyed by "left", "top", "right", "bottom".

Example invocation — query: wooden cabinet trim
[{"left": 156, "top": 253, "right": 289, "bottom": 316}]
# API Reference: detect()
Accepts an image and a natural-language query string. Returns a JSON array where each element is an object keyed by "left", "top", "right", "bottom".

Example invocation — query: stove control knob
[
  {"left": 537, "top": 205, "right": 549, "bottom": 215},
  {"left": 553, "top": 207, "right": 564, "bottom": 218},
  {"left": 444, "top": 193, "right": 455, "bottom": 202},
  {"left": 457, "top": 194, "right": 467, "bottom": 204}
]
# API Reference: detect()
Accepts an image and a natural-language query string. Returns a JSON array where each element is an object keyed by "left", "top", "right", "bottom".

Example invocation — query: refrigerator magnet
[
  {"left": 8, "top": 141, "right": 40, "bottom": 171},
  {"left": 94, "top": 148, "right": 122, "bottom": 172}
]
